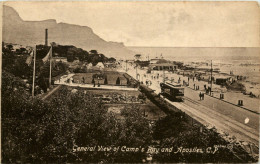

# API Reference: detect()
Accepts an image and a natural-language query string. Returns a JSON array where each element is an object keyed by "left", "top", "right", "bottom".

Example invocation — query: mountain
[{"left": 2, "top": 5, "right": 135, "bottom": 58}]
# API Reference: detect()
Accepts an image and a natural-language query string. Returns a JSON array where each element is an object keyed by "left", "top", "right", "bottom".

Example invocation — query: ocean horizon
[{"left": 127, "top": 47, "right": 260, "bottom": 63}]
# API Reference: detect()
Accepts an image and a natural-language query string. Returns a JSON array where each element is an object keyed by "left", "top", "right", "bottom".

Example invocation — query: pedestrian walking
[
  {"left": 204, "top": 84, "right": 207, "bottom": 90},
  {"left": 98, "top": 81, "right": 100, "bottom": 87},
  {"left": 93, "top": 81, "right": 96, "bottom": 87},
  {"left": 194, "top": 84, "right": 196, "bottom": 90},
  {"left": 188, "top": 77, "right": 190, "bottom": 82},
  {"left": 193, "top": 77, "right": 194, "bottom": 82},
  {"left": 202, "top": 93, "right": 204, "bottom": 100},
  {"left": 199, "top": 92, "right": 202, "bottom": 100}
]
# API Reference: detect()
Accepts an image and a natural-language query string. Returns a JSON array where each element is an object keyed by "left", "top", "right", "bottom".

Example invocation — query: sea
[{"left": 128, "top": 47, "right": 260, "bottom": 96}]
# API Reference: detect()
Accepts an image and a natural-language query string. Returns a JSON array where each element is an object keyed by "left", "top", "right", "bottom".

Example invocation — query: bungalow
[
  {"left": 96, "top": 62, "right": 104, "bottom": 69},
  {"left": 53, "top": 57, "right": 67, "bottom": 63}
]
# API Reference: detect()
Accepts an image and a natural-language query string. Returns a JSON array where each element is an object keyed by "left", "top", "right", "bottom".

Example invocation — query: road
[
  {"left": 175, "top": 87, "right": 259, "bottom": 145},
  {"left": 118, "top": 65, "right": 259, "bottom": 147}
]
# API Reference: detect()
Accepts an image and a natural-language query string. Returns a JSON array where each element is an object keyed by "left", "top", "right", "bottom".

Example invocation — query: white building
[{"left": 96, "top": 62, "right": 104, "bottom": 69}]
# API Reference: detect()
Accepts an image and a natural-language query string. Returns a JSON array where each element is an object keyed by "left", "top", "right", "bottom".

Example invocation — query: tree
[
  {"left": 108, "top": 57, "right": 116, "bottom": 63},
  {"left": 89, "top": 50, "right": 98, "bottom": 54},
  {"left": 6, "top": 44, "right": 13, "bottom": 51}
]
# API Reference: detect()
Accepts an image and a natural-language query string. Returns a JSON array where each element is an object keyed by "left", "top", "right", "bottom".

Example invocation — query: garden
[{"left": 72, "top": 71, "right": 128, "bottom": 85}]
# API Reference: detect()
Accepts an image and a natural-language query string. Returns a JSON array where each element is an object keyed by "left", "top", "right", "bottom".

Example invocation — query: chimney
[{"left": 45, "top": 29, "right": 48, "bottom": 46}]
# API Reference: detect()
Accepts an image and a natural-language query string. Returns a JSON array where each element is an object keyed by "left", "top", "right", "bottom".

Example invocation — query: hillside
[{"left": 2, "top": 5, "right": 135, "bottom": 58}]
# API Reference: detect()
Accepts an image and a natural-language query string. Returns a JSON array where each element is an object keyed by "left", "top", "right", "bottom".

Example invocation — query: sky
[{"left": 4, "top": 1, "right": 260, "bottom": 47}]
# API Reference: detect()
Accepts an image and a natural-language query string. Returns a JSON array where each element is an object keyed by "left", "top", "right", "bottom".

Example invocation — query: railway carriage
[{"left": 160, "top": 82, "right": 184, "bottom": 101}]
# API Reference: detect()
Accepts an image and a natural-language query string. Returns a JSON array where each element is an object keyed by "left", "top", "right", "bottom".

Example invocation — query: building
[
  {"left": 134, "top": 54, "right": 142, "bottom": 61},
  {"left": 150, "top": 58, "right": 160, "bottom": 64},
  {"left": 53, "top": 57, "right": 67, "bottom": 63},
  {"left": 96, "top": 62, "right": 104, "bottom": 69},
  {"left": 87, "top": 63, "right": 93, "bottom": 69},
  {"left": 104, "top": 62, "right": 116, "bottom": 68},
  {"left": 149, "top": 63, "right": 178, "bottom": 71}
]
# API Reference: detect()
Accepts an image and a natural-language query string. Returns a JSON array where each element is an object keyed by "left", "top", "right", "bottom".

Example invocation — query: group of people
[
  {"left": 145, "top": 80, "right": 152, "bottom": 86},
  {"left": 93, "top": 81, "right": 101, "bottom": 87}
]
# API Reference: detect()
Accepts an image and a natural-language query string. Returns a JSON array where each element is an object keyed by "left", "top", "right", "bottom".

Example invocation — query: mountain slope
[{"left": 2, "top": 5, "right": 134, "bottom": 58}]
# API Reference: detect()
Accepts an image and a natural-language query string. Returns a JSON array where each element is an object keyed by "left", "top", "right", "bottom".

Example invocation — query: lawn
[{"left": 72, "top": 71, "right": 128, "bottom": 85}]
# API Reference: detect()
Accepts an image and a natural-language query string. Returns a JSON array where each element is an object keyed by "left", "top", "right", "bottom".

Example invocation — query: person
[
  {"left": 98, "top": 81, "right": 100, "bottom": 87},
  {"left": 204, "top": 84, "right": 207, "bottom": 91},
  {"left": 194, "top": 84, "right": 196, "bottom": 90},
  {"left": 188, "top": 77, "right": 190, "bottom": 82},
  {"left": 199, "top": 92, "right": 202, "bottom": 100},
  {"left": 202, "top": 93, "right": 204, "bottom": 100},
  {"left": 93, "top": 81, "right": 96, "bottom": 87},
  {"left": 193, "top": 77, "right": 194, "bottom": 82}
]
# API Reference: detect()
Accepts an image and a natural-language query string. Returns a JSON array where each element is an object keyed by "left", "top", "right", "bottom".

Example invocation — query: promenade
[{"left": 118, "top": 64, "right": 259, "bottom": 148}]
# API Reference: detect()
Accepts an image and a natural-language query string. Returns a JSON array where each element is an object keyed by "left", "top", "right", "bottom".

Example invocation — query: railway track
[
  {"left": 178, "top": 96, "right": 259, "bottom": 160},
  {"left": 182, "top": 96, "right": 259, "bottom": 143}
]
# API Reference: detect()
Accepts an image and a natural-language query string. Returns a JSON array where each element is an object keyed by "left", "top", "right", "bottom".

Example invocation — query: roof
[
  {"left": 165, "top": 82, "right": 183, "bottom": 88},
  {"left": 96, "top": 62, "right": 104, "bottom": 65},
  {"left": 150, "top": 63, "right": 177, "bottom": 67}
]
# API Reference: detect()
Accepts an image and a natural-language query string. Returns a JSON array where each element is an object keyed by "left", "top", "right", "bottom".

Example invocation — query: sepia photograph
[{"left": 1, "top": 1, "right": 259, "bottom": 163}]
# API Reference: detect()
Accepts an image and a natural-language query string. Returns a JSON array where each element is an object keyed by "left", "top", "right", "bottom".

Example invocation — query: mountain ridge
[{"left": 2, "top": 5, "right": 135, "bottom": 58}]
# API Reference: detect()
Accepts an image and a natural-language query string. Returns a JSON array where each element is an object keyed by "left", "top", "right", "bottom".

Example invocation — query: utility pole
[
  {"left": 210, "top": 60, "right": 213, "bottom": 95},
  {"left": 136, "top": 63, "right": 138, "bottom": 80},
  {"left": 125, "top": 60, "right": 127, "bottom": 72},
  {"left": 32, "top": 45, "right": 36, "bottom": 98},
  {"left": 163, "top": 68, "right": 165, "bottom": 83},
  {"left": 49, "top": 45, "right": 52, "bottom": 88}
]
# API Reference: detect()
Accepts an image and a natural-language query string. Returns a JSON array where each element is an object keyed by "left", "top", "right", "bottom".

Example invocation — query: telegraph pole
[
  {"left": 49, "top": 45, "right": 52, "bottom": 88},
  {"left": 125, "top": 60, "right": 127, "bottom": 72},
  {"left": 32, "top": 45, "right": 36, "bottom": 98},
  {"left": 210, "top": 60, "right": 213, "bottom": 95},
  {"left": 136, "top": 63, "right": 138, "bottom": 80},
  {"left": 163, "top": 68, "right": 165, "bottom": 83}
]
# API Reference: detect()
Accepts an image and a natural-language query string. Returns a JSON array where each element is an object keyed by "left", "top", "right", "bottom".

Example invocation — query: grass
[{"left": 72, "top": 71, "right": 128, "bottom": 85}]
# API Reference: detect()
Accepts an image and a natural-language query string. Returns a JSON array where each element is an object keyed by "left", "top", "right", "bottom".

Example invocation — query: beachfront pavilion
[{"left": 149, "top": 63, "right": 178, "bottom": 71}]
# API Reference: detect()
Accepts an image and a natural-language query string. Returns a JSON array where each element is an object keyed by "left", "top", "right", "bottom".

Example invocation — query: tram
[{"left": 160, "top": 82, "right": 184, "bottom": 101}]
